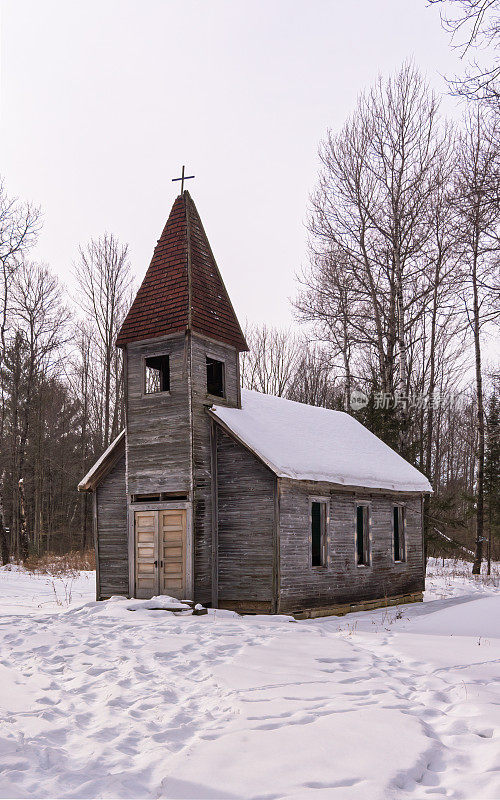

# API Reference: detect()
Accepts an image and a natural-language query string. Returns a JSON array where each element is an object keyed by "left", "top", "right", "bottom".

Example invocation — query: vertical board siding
[
  {"left": 278, "top": 479, "right": 424, "bottom": 613},
  {"left": 190, "top": 334, "right": 240, "bottom": 603},
  {"left": 216, "top": 427, "right": 275, "bottom": 607},
  {"left": 125, "top": 331, "right": 240, "bottom": 604},
  {"left": 96, "top": 455, "right": 128, "bottom": 598},
  {"left": 126, "top": 334, "right": 191, "bottom": 495}
]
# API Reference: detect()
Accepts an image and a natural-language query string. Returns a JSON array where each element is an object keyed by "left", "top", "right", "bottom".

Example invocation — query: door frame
[{"left": 128, "top": 501, "right": 193, "bottom": 599}]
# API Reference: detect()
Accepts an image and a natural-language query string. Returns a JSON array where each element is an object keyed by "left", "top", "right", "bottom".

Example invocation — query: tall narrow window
[
  {"left": 206, "top": 357, "right": 225, "bottom": 397},
  {"left": 393, "top": 505, "right": 405, "bottom": 562},
  {"left": 356, "top": 504, "right": 370, "bottom": 566},
  {"left": 311, "top": 501, "right": 327, "bottom": 567},
  {"left": 145, "top": 355, "right": 170, "bottom": 394}
]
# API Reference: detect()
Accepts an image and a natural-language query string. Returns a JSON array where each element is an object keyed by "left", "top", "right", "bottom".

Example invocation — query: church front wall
[
  {"left": 278, "top": 479, "right": 424, "bottom": 613},
  {"left": 95, "top": 454, "right": 128, "bottom": 599}
]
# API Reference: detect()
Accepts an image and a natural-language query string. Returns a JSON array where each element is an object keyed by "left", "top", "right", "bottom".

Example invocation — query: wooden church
[{"left": 79, "top": 190, "right": 431, "bottom": 617}]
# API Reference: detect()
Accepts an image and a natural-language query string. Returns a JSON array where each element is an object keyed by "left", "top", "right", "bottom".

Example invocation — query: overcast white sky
[{"left": 1, "top": 0, "right": 465, "bottom": 330}]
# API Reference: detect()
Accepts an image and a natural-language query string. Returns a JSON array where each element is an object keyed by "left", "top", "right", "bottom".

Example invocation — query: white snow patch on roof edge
[{"left": 211, "top": 389, "right": 432, "bottom": 493}]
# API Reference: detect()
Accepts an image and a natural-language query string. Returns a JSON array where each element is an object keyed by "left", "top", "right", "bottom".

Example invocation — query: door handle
[{"left": 154, "top": 560, "right": 158, "bottom": 568}]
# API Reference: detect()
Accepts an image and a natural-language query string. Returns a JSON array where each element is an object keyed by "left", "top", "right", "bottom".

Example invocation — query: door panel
[
  {"left": 135, "top": 511, "right": 157, "bottom": 598},
  {"left": 159, "top": 510, "right": 187, "bottom": 598},
  {"left": 134, "top": 509, "right": 187, "bottom": 599}
]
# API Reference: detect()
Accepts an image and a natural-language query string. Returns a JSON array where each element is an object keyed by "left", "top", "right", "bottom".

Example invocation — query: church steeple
[{"left": 116, "top": 191, "right": 248, "bottom": 351}]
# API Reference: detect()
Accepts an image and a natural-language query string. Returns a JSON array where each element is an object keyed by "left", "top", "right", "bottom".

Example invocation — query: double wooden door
[{"left": 135, "top": 509, "right": 187, "bottom": 599}]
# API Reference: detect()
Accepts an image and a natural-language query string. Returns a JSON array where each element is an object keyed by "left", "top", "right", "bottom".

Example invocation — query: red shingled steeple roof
[{"left": 116, "top": 192, "right": 248, "bottom": 351}]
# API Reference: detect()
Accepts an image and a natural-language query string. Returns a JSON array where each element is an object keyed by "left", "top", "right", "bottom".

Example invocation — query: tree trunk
[
  {"left": 395, "top": 260, "right": 409, "bottom": 457},
  {"left": 18, "top": 477, "right": 29, "bottom": 560},
  {"left": 471, "top": 247, "right": 485, "bottom": 575},
  {"left": 17, "top": 344, "right": 35, "bottom": 556},
  {"left": 0, "top": 473, "right": 9, "bottom": 565}
]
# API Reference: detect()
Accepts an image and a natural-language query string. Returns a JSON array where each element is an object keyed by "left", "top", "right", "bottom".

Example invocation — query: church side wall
[
  {"left": 126, "top": 333, "right": 191, "bottom": 496},
  {"left": 278, "top": 479, "right": 424, "bottom": 613},
  {"left": 96, "top": 455, "right": 128, "bottom": 599},
  {"left": 190, "top": 334, "right": 240, "bottom": 604},
  {"left": 216, "top": 427, "right": 276, "bottom": 611}
]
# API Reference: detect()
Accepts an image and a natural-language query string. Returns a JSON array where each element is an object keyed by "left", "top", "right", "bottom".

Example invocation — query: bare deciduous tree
[
  {"left": 241, "top": 324, "right": 301, "bottom": 397},
  {"left": 288, "top": 344, "right": 342, "bottom": 409},
  {"left": 75, "top": 233, "right": 132, "bottom": 448},
  {"left": 428, "top": 0, "right": 500, "bottom": 102},
  {"left": 0, "top": 182, "right": 41, "bottom": 432},
  {"left": 0, "top": 184, "right": 40, "bottom": 562},
  {"left": 301, "top": 63, "right": 452, "bottom": 456},
  {"left": 454, "top": 110, "right": 500, "bottom": 572},
  {"left": 296, "top": 250, "right": 355, "bottom": 411},
  {"left": 10, "top": 262, "right": 69, "bottom": 557}
]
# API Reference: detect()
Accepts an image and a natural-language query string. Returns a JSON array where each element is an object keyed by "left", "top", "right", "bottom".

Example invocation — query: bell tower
[{"left": 117, "top": 191, "right": 248, "bottom": 602}]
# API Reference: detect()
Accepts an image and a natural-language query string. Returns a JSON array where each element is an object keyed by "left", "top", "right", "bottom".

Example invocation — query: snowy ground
[{"left": 0, "top": 560, "right": 499, "bottom": 800}]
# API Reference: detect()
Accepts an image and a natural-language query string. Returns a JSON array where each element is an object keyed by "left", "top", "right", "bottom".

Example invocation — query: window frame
[
  {"left": 310, "top": 496, "right": 328, "bottom": 568},
  {"left": 355, "top": 502, "right": 371, "bottom": 567},
  {"left": 392, "top": 504, "right": 406, "bottom": 563},
  {"left": 206, "top": 355, "right": 226, "bottom": 399},
  {"left": 142, "top": 352, "right": 171, "bottom": 396}
]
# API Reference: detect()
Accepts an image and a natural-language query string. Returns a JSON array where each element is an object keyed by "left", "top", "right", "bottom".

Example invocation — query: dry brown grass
[{"left": 21, "top": 550, "right": 96, "bottom": 576}]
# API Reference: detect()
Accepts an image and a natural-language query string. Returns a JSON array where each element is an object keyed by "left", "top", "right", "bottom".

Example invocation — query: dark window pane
[
  {"left": 394, "top": 506, "right": 405, "bottom": 561},
  {"left": 400, "top": 508, "right": 405, "bottom": 560},
  {"left": 207, "top": 357, "right": 224, "bottom": 397},
  {"left": 145, "top": 355, "right": 170, "bottom": 393},
  {"left": 311, "top": 502, "right": 322, "bottom": 566},
  {"left": 393, "top": 506, "right": 400, "bottom": 561},
  {"left": 356, "top": 506, "right": 364, "bottom": 563},
  {"left": 357, "top": 505, "right": 368, "bottom": 565}
]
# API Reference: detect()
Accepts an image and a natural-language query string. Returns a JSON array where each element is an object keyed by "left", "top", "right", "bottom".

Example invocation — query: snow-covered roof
[
  {"left": 78, "top": 430, "right": 125, "bottom": 492},
  {"left": 210, "top": 390, "right": 432, "bottom": 493}
]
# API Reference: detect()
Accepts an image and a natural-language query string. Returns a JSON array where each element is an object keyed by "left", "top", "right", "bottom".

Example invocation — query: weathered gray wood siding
[
  {"left": 190, "top": 333, "right": 240, "bottom": 603},
  {"left": 96, "top": 455, "right": 128, "bottom": 598},
  {"left": 216, "top": 427, "right": 275, "bottom": 609},
  {"left": 278, "top": 479, "right": 424, "bottom": 613},
  {"left": 125, "top": 330, "right": 240, "bottom": 603},
  {"left": 125, "top": 333, "right": 191, "bottom": 496}
]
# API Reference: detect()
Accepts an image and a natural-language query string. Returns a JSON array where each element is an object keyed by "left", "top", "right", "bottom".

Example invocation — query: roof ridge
[{"left": 185, "top": 192, "right": 193, "bottom": 332}]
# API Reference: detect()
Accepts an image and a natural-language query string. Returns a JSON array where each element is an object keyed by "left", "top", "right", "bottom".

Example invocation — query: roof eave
[
  {"left": 78, "top": 430, "right": 126, "bottom": 492},
  {"left": 209, "top": 409, "right": 432, "bottom": 494},
  {"left": 277, "top": 474, "right": 432, "bottom": 494}
]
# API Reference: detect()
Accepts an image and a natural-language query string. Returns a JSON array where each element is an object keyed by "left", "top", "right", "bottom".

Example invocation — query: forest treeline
[
  {"left": 0, "top": 212, "right": 132, "bottom": 561},
  {"left": 0, "top": 48, "right": 498, "bottom": 569}
]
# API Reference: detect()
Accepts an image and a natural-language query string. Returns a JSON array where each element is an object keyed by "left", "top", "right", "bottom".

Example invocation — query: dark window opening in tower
[
  {"left": 145, "top": 355, "right": 170, "bottom": 394},
  {"left": 206, "top": 357, "right": 225, "bottom": 398}
]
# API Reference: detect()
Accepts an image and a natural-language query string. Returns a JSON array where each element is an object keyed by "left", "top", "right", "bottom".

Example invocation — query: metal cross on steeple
[{"left": 172, "top": 165, "right": 195, "bottom": 194}]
